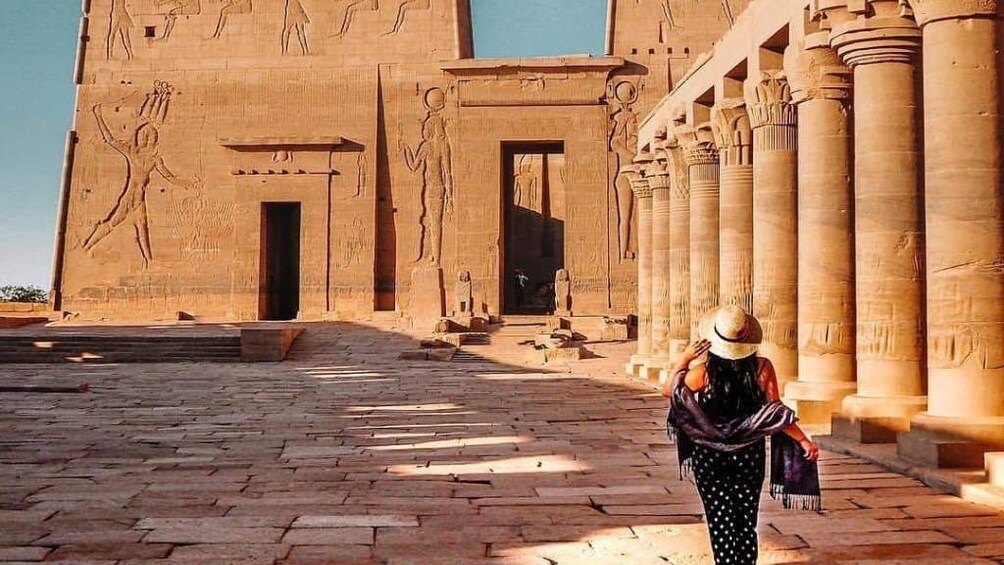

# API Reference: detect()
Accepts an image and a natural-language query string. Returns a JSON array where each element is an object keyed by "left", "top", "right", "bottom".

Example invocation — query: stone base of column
[
  {"left": 641, "top": 356, "right": 670, "bottom": 381},
  {"left": 782, "top": 381, "right": 857, "bottom": 425},
  {"left": 668, "top": 339, "right": 688, "bottom": 364},
  {"left": 830, "top": 394, "right": 927, "bottom": 443},
  {"left": 897, "top": 414, "right": 1004, "bottom": 469},
  {"left": 625, "top": 355, "right": 649, "bottom": 377}
]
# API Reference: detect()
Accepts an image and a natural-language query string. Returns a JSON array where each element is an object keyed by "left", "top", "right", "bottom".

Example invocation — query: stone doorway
[
  {"left": 259, "top": 202, "right": 302, "bottom": 321},
  {"left": 501, "top": 143, "right": 566, "bottom": 315}
]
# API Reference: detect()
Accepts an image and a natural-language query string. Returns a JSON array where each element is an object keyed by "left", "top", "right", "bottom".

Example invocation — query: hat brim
[{"left": 698, "top": 307, "right": 763, "bottom": 360}]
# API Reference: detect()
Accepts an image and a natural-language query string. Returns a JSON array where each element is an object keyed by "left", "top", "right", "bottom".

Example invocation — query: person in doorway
[
  {"left": 663, "top": 305, "right": 821, "bottom": 565},
  {"left": 513, "top": 267, "right": 529, "bottom": 309}
]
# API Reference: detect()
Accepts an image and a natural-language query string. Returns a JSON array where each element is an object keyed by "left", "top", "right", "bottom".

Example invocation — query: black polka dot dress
[{"left": 692, "top": 440, "right": 766, "bottom": 565}]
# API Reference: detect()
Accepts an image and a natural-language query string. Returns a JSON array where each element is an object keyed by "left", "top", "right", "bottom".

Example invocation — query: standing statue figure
[
  {"left": 83, "top": 83, "right": 200, "bottom": 267},
  {"left": 555, "top": 269, "right": 571, "bottom": 315},
  {"left": 385, "top": 0, "right": 430, "bottom": 36},
  {"left": 403, "top": 87, "right": 454, "bottom": 266},
  {"left": 282, "top": 0, "right": 311, "bottom": 55},
  {"left": 609, "top": 81, "right": 640, "bottom": 261},
  {"left": 106, "top": 0, "right": 135, "bottom": 60},
  {"left": 456, "top": 270, "right": 474, "bottom": 317},
  {"left": 513, "top": 154, "right": 539, "bottom": 209}
]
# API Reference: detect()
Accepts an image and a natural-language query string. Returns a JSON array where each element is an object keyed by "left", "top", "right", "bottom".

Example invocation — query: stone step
[
  {"left": 897, "top": 431, "right": 990, "bottom": 468},
  {"left": 986, "top": 452, "right": 1004, "bottom": 487},
  {"left": 0, "top": 334, "right": 242, "bottom": 364},
  {"left": 831, "top": 414, "right": 910, "bottom": 444}
]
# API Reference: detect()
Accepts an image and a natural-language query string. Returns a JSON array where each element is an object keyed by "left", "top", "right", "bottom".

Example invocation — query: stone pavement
[{"left": 1, "top": 322, "right": 1003, "bottom": 564}]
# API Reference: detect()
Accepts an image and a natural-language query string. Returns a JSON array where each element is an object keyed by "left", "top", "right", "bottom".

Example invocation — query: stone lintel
[{"left": 220, "top": 137, "right": 345, "bottom": 151}]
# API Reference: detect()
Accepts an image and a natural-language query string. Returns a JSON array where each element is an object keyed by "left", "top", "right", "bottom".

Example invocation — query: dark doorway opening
[
  {"left": 502, "top": 142, "right": 566, "bottom": 315},
  {"left": 259, "top": 202, "right": 301, "bottom": 321}
]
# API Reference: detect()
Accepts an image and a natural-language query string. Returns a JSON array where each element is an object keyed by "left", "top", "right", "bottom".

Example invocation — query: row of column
[{"left": 626, "top": 0, "right": 1004, "bottom": 464}]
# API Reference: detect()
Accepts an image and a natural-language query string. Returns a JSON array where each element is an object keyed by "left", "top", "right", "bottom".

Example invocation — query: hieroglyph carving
[
  {"left": 336, "top": 217, "right": 368, "bottom": 268},
  {"left": 513, "top": 154, "right": 539, "bottom": 209},
  {"left": 83, "top": 82, "right": 201, "bottom": 267},
  {"left": 608, "top": 80, "right": 640, "bottom": 262},
  {"left": 212, "top": 0, "right": 252, "bottom": 40},
  {"left": 403, "top": 87, "right": 454, "bottom": 266},
  {"left": 333, "top": 0, "right": 378, "bottom": 38},
  {"left": 356, "top": 152, "right": 367, "bottom": 197},
  {"left": 154, "top": 0, "right": 201, "bottom": 42},
  {"left": 170, "top": 190, "right": 235, "bottom": 259},
  {"left": 282, "top": 0, "right": 311, "bottom": 55},
  {"left": 106, "top": 0, "right": 134, "bottom": 60},
  {"left": 385, "top": 0, "right": 431, "bottom": 36}
]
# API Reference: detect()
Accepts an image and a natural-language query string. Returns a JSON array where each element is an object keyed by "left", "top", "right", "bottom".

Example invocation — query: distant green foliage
[{"left": 0, "top": 285, "right": 48, "bottom": 303}]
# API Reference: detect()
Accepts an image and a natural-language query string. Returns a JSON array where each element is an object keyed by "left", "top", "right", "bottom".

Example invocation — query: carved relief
[
  {"left": 106, "top": 0, "right": 134, "bottom": 60},
  {"left": 711, "top": 100, "right": 751, "bottom": 167},
  {"left": 456, "top": 270, "right": 473, "bottom": 316},
  {"left": 608, "top": 80, "right": 640, "bottom": 262},
  {"left": 282, "top": 0, "right": 311, "bottom": 55},
  {"left": 212, "top": 0, "right": 253, "bottom": 40},
  {"left": 744, "top": 72, "right": 797, "bottom": 129},
  {"left": 721, "top": 0, "right": 737, "bottom": 26},
  {"left": 332, "top": 0, "right": 378, "bottom": 38},
  {"left": 783, "top": 36, "right": 852, "bottom": 104},
  {"left": 513, "top": 154, "right": 539, "bottom": 209},
  {"left": 82, "top": 82, "right": 201, "bottom": 267},
  {"left": 402, "top": 87, "right": 453, "bottom": 266},
  {"left": 336, "top": 217, "right": 367, "bottom": 268},
  {"left": 170, "top": 190, "right": 235, "bottom": 259},
  {"left": 385, "top": 0, "right": 431, "bottom": 36},
  {"left": 154, "top": 0, "right": 201, "bottom": 42},
  {"left": 355, "top": 152, "right": 367, "bottom": 197}
]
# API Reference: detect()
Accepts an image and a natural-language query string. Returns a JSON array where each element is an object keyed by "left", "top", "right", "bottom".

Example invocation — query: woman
[{"left": 663, "top": 305, "right": 821, "bottom": 565}]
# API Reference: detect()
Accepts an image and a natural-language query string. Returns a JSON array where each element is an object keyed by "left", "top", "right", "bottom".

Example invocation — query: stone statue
[
  {"left": 555, "top": 269, "right": 571, "bottom": 315},
  {"left": 456, "top": 270, "right": 473, "bottom": 317},
  {"left": 609, "top": 81, "right": 639, "bottom": 261}
]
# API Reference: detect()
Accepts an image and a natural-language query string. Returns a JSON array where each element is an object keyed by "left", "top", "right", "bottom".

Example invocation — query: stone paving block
[
  {"left": 45, "top": 543, "right": 172, "bottom": 561},
  {"left": 520, "top": 525, "right": 636, "bottom": 543},
  {"left": 0, "top": 546, "right": 49, "bottom": 561},
  {"left": 142, "top": 525, "right": 286, "bottom": 544},
  {"left": 293, "top": 515, "right": 419, "bottom": 528},
  {"left": 961, "top": 542, "right": 1004, "bottom": 558},
  {"left": 282, "top": 544, "right": 375, "bottom": 564},
  {"left": 283, "top": 528, "right": 375, "bottom": 545},
  {"left": 797, "top": 530, "right": 956, "bottom": 547}
]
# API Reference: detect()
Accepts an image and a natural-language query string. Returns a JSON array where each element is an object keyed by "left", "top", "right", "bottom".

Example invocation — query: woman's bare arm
[
  {"left": 759, "top": 358, "right": 819, "bottom": 461},
  {"left": 661, "top": 339, "right": 711, "bottom": 397}
]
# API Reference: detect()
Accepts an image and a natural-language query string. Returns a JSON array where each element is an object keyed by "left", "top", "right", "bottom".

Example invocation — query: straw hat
[{"left": 698, "top": 305, "right": 763, "bottom": 360}]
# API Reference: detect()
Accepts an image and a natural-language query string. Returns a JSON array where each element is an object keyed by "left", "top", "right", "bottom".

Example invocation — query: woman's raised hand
[
  {"left": 683, "top": 339, "right": 712, "bottom": 364},
  {"left": 799, "top": 439, "right": 820, "bottom": 462}
]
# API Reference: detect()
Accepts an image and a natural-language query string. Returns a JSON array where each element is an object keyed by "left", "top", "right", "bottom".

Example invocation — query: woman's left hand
[{"left": 799, "top": 439, "right": 820, "bottom": 462}]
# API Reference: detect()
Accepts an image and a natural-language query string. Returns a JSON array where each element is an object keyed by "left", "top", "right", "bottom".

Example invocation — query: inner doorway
[
  {"left": 259, "top": 202, "right": 301, "bottom": 321},
  {"left": 502, "top": 142, "right": 565, "bottom": 315}
]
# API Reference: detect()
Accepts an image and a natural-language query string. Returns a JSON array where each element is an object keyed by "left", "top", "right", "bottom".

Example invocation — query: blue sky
[{"left": 0, "top": 0, "right": 606, "bottom": 288}]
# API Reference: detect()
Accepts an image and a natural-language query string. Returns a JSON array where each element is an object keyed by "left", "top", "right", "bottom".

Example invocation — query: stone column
[
  {"left": 711, "top": 100, "right": 753, "bottom": 313},
  {"left": 664, "top": 134, "right": 691, "bottom": 366},
  {"left": 898, "top": 0, "right": 1004, "bottom": 465},
  {"left": 643, "top": 148, "right": 673, "bottom": 381},
  {"left": 782, "top": 32, "right": 857, "bottom": 424},
  {"left": 823, "top": 1, "right": 927, "bottom": 439},
  {"left": 745, "top": 71, "right": 798, "bottom": 392},
  {"left": 680, "top": 125, "right": 721, "bottom": 341},
  {"left": 625, "top": 164, "right": 654, "bottom": 377}
]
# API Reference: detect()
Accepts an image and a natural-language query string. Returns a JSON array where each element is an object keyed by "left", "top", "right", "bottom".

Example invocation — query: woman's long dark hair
[{"left": 700, "top": 352, "right": 766, "bottom": 420}]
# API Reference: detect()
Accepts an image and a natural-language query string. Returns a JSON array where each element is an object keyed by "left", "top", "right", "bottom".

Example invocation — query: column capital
[
  {"left": 711, "top": 99, "right": 752, "bottom": 167},
  {"left": 744, "top": 71, "right": 797, "bottom": 129},
  {"left": 663, "top": 134, "right": 691, "bottom": 199},
  {"left": 905, "top": 0, "right": 1000, "bottom": 26},
  {"left": 817, "top": 0, "right": 921, "bottom": 66},
  {"left": 677, "top": 124, "right": 720, "bottom": 167},
  {"left": 624, "top": 165, "right": 653, "bottom": 199},
  {"left": 784, "top": 32, "right": 853, "bottom": 104}
]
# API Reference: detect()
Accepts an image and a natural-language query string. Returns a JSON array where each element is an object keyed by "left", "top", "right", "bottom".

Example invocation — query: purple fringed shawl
[{"left": 666, "top": 369, "right": 822, "bottom": 511}]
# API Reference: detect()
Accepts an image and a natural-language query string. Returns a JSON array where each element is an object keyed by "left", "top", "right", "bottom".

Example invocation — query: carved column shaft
[
  {"left": 646, "top": 163, "right": 673, "bottom": 376},
  {"left": 745, "top": 72, "right": 799, "bottom": 392},
  {"left": 713, "top": 102, "right": 753, "bottom": 313},
  {"left": 682, "top": 127, "right": 721, "bottom": 341},
  {"left": 626, "top": 167, "right": 655, "bottom": 376},
  {"left": 905, "top": 0, "right": 1004, "bottom": 452},
  {"left": 782, "top": 33, "right": 857, "bottom": 423},
  {"left": 825, "top": 2, "right": 927, "bottom": 422},
  {"left": 667, "top": 141, "right": 691, "bottom": 363}
]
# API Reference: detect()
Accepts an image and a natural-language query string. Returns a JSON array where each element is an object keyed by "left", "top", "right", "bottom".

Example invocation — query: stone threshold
[{"left": 816, "top": 434, "right": 1004, "bottom": 512}]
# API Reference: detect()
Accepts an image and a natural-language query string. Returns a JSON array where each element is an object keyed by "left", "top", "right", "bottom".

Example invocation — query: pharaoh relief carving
[
  {"left": 336, "top": 217, "right": 368, "bottom": 268},
  {"left": 154, "top": 0, "right": 201, "bottom": 42},
  {"left": 106, "top": 0, "right": 134, "bottom": 60},
  {"left": 212, "top": 0, "right": 253, "bottom": 40},
  {"left": 513, "top": 154, "right": 539, "bottom": 209},
  {"left": 385, "top": 0, "right": 431, "bottom": 35},
  {"left": 402, "top": 87, "right": 454, "bottom": 266},
  {"left": 608, "top": 80, "right": 640, "bottom": 262},
  {"left": 282, "top": 0, "right": 311, "bottom": 55},
  {"left": 332, "top": 0, "right": 378, "bottom": 38},
  {"left": 83, "top": 82, "right": 202, "bottom": 267}
]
